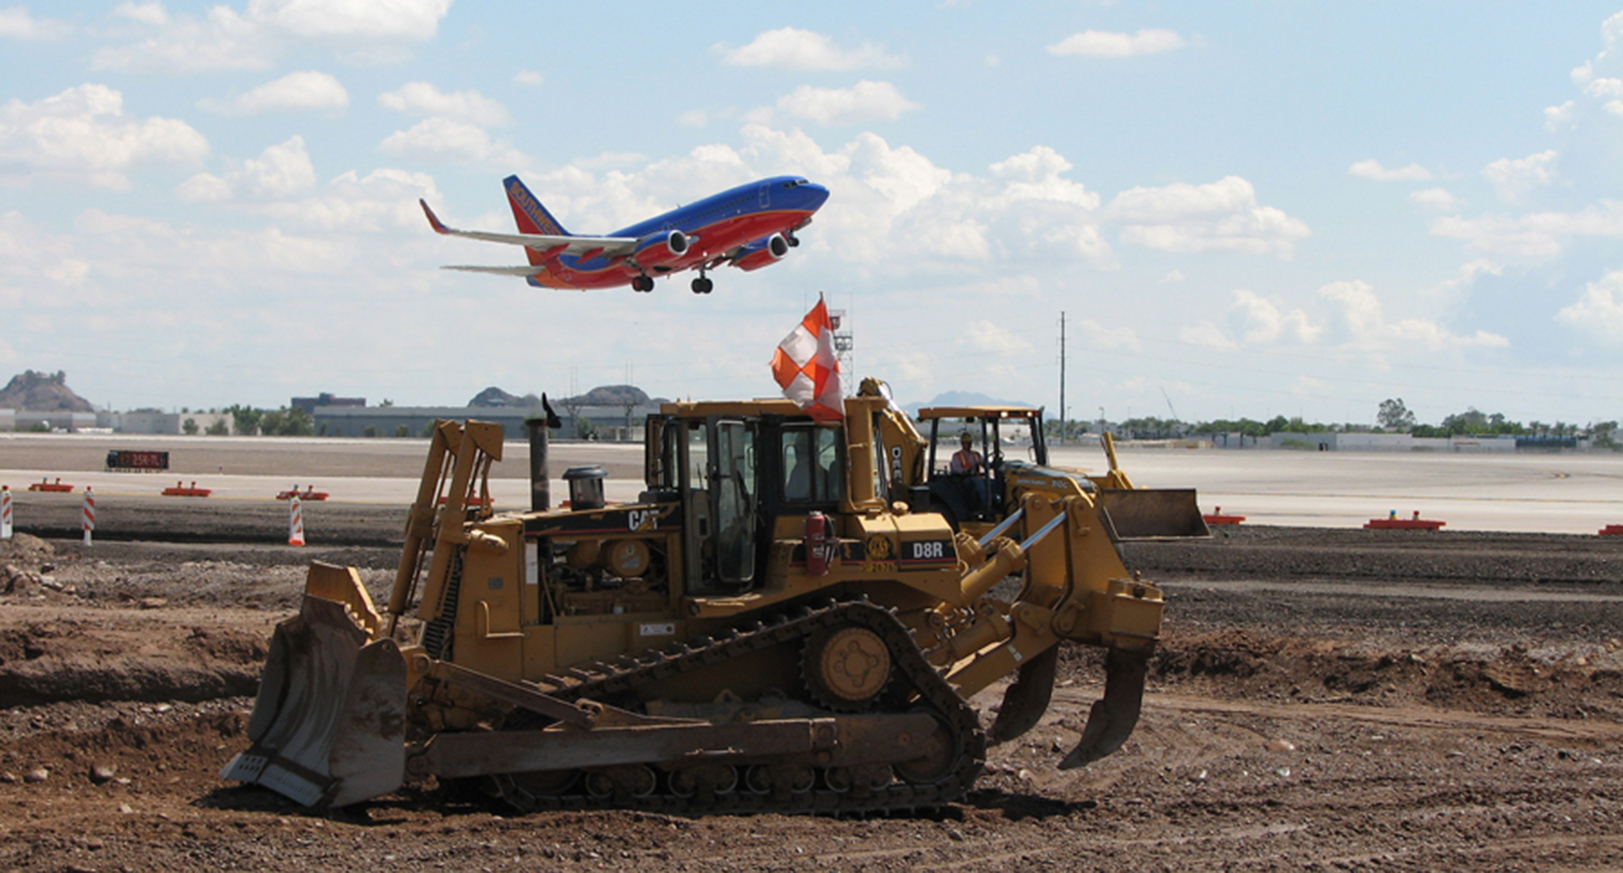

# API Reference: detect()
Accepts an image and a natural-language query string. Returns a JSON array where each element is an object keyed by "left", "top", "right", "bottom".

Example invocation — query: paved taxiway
[{"left": 3, "top": 433, "right": 1621, "bottom": 534}]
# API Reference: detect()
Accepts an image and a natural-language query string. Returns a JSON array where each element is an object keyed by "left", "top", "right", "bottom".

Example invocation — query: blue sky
[{"left": 3, "top": 2, "right": 1622, "bottom": 427}]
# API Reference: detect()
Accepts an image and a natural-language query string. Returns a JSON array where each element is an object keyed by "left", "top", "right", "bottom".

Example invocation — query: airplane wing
[
  {"left": 419, "top": 199, "right": 636, "bottom": 258},
  {"left": 440, "top": 265, "right": 550, "bottom": 276}
]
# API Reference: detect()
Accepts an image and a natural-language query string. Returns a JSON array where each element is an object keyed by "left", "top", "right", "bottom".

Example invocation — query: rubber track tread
[{"left": 491, "top": 598, "right": 987, "bottom": 815}]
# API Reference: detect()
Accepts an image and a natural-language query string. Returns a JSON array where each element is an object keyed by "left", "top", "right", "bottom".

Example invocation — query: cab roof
[{"left": 916, "top": 406, "right": 1041, "bottom": 421}]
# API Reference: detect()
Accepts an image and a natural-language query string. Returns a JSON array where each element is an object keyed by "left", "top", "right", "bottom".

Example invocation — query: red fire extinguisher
[{"left": 804, "top": 511, "right": 836, "bottom": 576}]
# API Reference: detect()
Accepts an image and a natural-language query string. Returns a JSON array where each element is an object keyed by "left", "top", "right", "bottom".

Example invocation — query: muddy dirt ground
[{"left": 2, "top": 516, "right": 1622, "bottom": 871}]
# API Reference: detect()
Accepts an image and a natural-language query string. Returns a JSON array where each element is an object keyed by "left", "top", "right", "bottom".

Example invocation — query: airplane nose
[{"left": 804, "top": 183, "right": 830, "bottom": 209}]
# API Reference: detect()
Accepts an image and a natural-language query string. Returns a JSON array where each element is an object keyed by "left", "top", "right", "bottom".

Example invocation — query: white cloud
[
  {"left": 1429, "top": 202, "right": 1623, "bottom": 260},
  {"left": 1483, "top": 150, "right": 1558, "bottom": 204},
  {"left": 964, "top": 320, "right": 1033, "bottom": 354},
  {"left": 0, "top": 210, "right": 90, "bottom": 307},
  {"left": 241, "top": 136, "right": 316, "bottom": 197},
  {"left": 0, "top": 84, "right": 209, "bottom": 189},
  {"left": 92, "top": 0, "right": 452, "bottom": 73},
  {"left": 1555, "top": 269, "right": 1623, "bottom": 341},
  {"left": 1409, "top": 187, "right": 1460, "bottom": 212},
  {"left": 379, "top": 117, "right": 529, "bottom": 166},
  {"left": 247, "top": 0, "right": 450, "bottom": 41},
  {"left": 1231, "top": 289, "right": 1320, "bottom": 343},
  {"left": 1178, "top": 322, "right": 1238, "bottom": 351},
  {"left": 0, "top": 5, "right": 71, "bottom": 39},
  {"left": 1105, "top": 176, "right": 1310, "bottom": 256},
  {"left": 1347, "top": 159, "right": 1432, "bottom": 182},
  {"left": 175, "top": 172, "right": 232, "bottom": 203},
  {"left": 1584, "top": 77, "right": 1623, "bottom": 98},
  {"left": 205, "top": 70, "right": 349, "bottom": 114},
  {"left": 1047, "top": 29, "right": 1185, "bottom": 58},
  {"left": 989, "top": 146, "right": 1099, "bottom": 208},
  {"left": 513, "top": 70, "right": 543, "bottom": 87},
  {"left": 1078, "top": 318, "right": 1140, "bottom": 351},
  {"left": 175, "top": 135, "right": 314, "bottom": 201},
  {"left": 776, "top": 81, "right": 919, "bottom": 125},
  {"left": 1159, "top": 269, "right": 1185, "bottom": 284},
  {"left": 718, "top": 27, "right": 904, "bottom": 70},
  {"left": 676, "top": 109, "right": 708, "bottom": 128},
  {"left": 379, "top": 82, "right": 510, "bottom": 127},
  {"left": 1319, "top": 279, "right": 1508, "bottom": 353},
  {"left": 1544, "top": 100, "right": 1576, "bottom": 132},
  {"left": 260, "top": 167, "right": 437, "bottom": 233},
  {"left": 112, "top": 2, "right": 167, "bottom": 25}
]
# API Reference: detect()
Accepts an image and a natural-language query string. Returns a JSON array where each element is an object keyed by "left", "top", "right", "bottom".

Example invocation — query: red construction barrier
[
  {"left": 28, "top": 477, "right": 74, "bottom": 493},
  {"left": 276, "top": 485, "right": 329, "bottom": 501},
  {"left": 161, "top": 480, "right": 213, "bottom": 498},
  {"left": 1599, "top": 524, "right": 1623, "bottom": 536},
  {"left": 1202, "top": 505, "right": 1246, "bottom": 525},
  {"left": 1365, "top": 510, "right": 1445, "bottom": 531}
]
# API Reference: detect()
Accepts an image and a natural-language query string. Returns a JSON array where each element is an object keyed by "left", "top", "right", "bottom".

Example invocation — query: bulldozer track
[{"left": 482, "top": 598, "right": 988, "bottom": 815}]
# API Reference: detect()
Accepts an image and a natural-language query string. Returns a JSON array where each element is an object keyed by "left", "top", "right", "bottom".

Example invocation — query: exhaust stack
[{"left": 525, "top": 395, "right": 563, "bottom": 512}]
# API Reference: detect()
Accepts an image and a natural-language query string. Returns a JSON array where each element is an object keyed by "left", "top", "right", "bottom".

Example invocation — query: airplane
[{"left": 418, "top": 174, "right": 830, "bottom": 294}]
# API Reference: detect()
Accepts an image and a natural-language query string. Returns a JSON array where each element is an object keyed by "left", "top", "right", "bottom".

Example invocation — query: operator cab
[
  {"left": 645, "top": 407, "right": 846, "bottom": 594},
  {"left": 916, "top": 406, "right": 1047, "bottom": 526}
]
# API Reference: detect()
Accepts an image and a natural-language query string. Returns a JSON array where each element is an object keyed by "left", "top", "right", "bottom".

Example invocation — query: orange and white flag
[{"left": 770, "top": 296, "right": 843, "bottom": 422}]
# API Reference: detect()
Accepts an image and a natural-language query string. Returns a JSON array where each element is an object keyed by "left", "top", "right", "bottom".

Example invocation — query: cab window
[{"left": 781, "top": 425, "right": 843, "bottom": 503}]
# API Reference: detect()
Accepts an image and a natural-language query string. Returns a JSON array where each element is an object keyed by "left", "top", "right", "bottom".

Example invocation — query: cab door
[{"left": 709, "top": 417, "right": 758, "bottom": 586}]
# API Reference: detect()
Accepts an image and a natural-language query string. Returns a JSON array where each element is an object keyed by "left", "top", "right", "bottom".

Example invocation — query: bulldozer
[{"left": 224, "top": 385, "right": 1206, "bottom": 814}]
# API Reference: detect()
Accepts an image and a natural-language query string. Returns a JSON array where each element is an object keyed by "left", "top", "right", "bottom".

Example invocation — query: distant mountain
[
  {"left": 563, "top": 385, "right": 656, "bottom": 407},
  {"left": 0, "top": 370, "right": 94, "bottom": 412},
  {"left": 902, "top": 390, "right": 1037, "bottom": 414},
  {"left": 468, "top": 384, "right": 669, "bottom": 410},
  {"left": 468, "top": 386, "right": 540, "bottom": 408}
]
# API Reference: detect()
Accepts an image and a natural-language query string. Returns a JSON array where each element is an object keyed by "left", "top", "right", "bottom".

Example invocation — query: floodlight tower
[{"left": 830, "top": 308, "right": 854, "bottom": 394}]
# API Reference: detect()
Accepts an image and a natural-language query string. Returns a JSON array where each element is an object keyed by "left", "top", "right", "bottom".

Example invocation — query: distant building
[
  {"left": 13, "top": 410, "right": 98, "bottom": 432},
  {"left": 109, "top": 411, "right": 231, "bottom": 435},
  {"left": 292, "top": 393, "right": 366, "bottom": 415},
  {"left": 1267, "top": 432, "right": 1523, "bottom": 452},
  {"left": 0, "top": 408, "right": 13, "bottom": 431}
]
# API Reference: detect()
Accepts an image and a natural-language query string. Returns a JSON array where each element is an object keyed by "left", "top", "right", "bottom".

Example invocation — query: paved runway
[
  {"left": 1056, "top": 445, "right": 1623, "bottom": 534},
  {"left": 4, "top": 434, "right": 1622, "bottom": 534}
]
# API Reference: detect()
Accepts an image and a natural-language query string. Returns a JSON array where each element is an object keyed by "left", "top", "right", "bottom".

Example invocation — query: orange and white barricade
[
  {"left": 82, "top": 486, "right": 95, "bottom": 546},
  {"left": 1, "top": 485, "right": 12, "bottom": 540},
  {"left": 288, "top": 494, "right": 306, "bottom": 547}
]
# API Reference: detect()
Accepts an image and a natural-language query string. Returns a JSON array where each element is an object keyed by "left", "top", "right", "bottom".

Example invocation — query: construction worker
[{"left": 950, "top": 431, "right": 985, "bottom": 476}]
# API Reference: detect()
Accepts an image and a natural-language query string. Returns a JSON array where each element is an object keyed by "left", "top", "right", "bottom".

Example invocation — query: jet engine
[
  {"left": 634, "top": 229, "right": 690, "bottom": 269},
  {"left": 731, "top": 233, "right": 790, "bottom": 272}
]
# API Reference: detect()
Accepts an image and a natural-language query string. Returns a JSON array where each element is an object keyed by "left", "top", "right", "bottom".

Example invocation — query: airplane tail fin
[{"left": 503, "top": 176, "right": 569, "bottom": 266}]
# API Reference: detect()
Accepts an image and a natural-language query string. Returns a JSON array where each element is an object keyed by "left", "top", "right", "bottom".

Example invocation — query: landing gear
[
  {"left": 690, "top": 276, "right": 713, "bottom": 294},
  {"left": 786, "top": 231, "right": 800, "bottom": 248},
  {"left": 632, "top": 275, "right": 655, "bottom": 293}
]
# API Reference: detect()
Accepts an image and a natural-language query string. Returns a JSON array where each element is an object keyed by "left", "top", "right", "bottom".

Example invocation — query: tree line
[{"left": 1044, "top": 397, "right": 1618, "bottom": 447}]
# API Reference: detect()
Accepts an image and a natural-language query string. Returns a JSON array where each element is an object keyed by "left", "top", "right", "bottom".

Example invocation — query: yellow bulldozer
[{"left": 224, "top": 384, "right": 1206, "bottom": 814}]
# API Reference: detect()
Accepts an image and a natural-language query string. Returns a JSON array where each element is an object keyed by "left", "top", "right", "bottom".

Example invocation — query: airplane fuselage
[{"left": 531, "top": 176, "right": 827, "bottom": 290}]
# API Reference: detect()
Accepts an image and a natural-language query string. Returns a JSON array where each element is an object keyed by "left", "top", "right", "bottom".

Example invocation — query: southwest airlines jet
[{"left": 419, "top": 175, "right": 829, "bottom": 294}]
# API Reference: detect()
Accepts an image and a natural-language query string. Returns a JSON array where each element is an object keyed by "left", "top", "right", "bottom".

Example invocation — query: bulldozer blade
[
  {"left": 1098, "top": 488, "right": 1210, "bottom": 539},
  {"left": 1058, "top": 647, "right": 1151, "bottom": 770},
  {"left": 988, "top": 644, "right": 1058, "bottom": 745},
  {"left": 221, "top": 594, "right": 407, "bottom": 807}
]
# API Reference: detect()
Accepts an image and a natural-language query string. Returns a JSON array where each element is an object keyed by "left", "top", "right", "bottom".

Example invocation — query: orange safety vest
[{"left": 951, "top": 447, "right": 983, "bottom": 474}]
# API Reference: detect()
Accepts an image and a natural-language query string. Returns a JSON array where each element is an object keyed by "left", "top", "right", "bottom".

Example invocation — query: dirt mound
[
  {"left": 1147, "top": 630, "right": 1623, "bottom": 720},
  {"left": 0, "top": 615, "right": 266, "bottom": 707}
]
